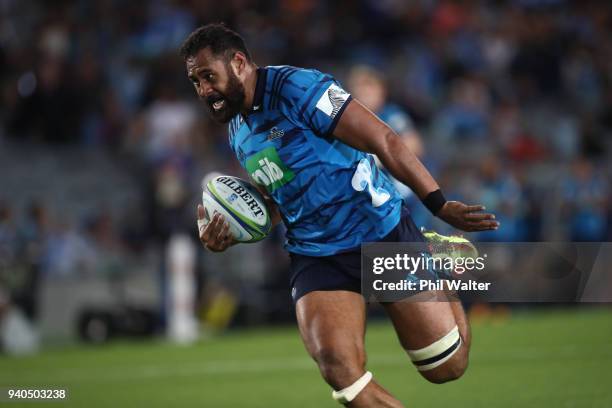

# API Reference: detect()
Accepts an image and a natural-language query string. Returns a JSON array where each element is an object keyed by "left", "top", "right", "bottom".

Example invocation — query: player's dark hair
[{"left": 180, "top": 23, "right": 251, "bottom": 62}]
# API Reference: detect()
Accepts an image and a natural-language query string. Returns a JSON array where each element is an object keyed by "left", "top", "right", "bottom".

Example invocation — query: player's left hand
[{"left": 437, "top": 201, "right": 500, "bottom": 232}]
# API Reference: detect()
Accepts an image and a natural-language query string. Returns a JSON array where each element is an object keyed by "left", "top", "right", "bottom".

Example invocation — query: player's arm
[{"left": 333, "top": 99, "right": 499, "bottom": 232}]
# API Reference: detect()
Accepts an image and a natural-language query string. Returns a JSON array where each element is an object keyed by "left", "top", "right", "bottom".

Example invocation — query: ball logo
[
  {"left": 216, "top": 177, "right": 265, "bottom": 218},
  {"left": 204, "top": 176, "right": 271, "bottom": 243}
]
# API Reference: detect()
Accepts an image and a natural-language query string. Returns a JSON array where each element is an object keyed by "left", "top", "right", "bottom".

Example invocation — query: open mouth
[
  {"left": 208, "top": 95, "right": 226, "bottom": 112},
  {"left": 212, "top": 99, "right": 225, "bottom": 111}
]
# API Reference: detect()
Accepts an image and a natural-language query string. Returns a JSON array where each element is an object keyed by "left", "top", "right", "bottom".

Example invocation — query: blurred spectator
[
  {"left": 431, "top": 75, "right": 491, "bottom": 142},
  {"left": 0, "top": 201, "right": 17, "bottom": 271},
  {"left": 472, "top": 158, "right": 531, "bottom": 242},
  {"left": 349, "top": 65, "right": 424, "bottom": 157},
  {"left": 147, "top": 156, "right": 195, "bottom": 242},
  {"left": 144, "top": 84, "right": 197, "bottom": 161},
  {"left": 0, "top": 285, "right": 39, "bottom": 356},
  {"left": 561, "top": 158, "right": 610, "bottom": 241},
  {"left": 8, "top": 55, "right": 82, "bottom": 143},
  {"left": 14, "top": 202, "right": 50, "bottom": 320},
  {"left": 44, "top": 219, "right": 96, "bottom": 277}
]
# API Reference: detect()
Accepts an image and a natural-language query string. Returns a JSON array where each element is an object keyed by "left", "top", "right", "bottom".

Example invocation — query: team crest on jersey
[
  {"left": 316, "top": 83, "right": 350, "bottom": 119},
  {"left": 267, "top": 127, "right": 285, "bottom": 141},
  {"left": 245, "top": 146, "right": 295, "bottom": 192}
]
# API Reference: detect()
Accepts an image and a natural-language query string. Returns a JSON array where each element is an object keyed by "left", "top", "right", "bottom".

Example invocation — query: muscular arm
[
  {"left": 333, "top": 99, "right": 499, "bottom": 232},
  {"left": 334, "top": 100, "right": 437, "bottom": 200}
]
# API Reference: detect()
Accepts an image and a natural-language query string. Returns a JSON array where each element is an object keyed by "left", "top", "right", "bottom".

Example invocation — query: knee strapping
[
  {"left": 331, "top": 371, "right": 373, "bottom": 404},
  {"left": 407, "top": 325, "right": 462, "bottom": 372}
]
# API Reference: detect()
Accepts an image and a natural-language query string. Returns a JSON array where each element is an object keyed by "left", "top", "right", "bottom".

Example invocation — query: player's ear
[{"left": 229, "top": 51, "right": 247, "bottom": 78}]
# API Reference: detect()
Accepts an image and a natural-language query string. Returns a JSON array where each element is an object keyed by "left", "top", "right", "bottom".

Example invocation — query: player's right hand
[
  {"left": 437, "top": 201, "right": 500, "bottom": 232},
  {"left": 197, "top": 205, "right": 234, "bottom": 252}
]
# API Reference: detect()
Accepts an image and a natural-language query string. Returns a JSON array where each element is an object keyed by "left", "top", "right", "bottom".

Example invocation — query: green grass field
[{"left": 1, "top": 307, "right": 611, "bottom": 407}]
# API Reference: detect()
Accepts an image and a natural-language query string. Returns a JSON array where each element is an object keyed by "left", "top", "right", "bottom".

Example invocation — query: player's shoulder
[
  {"left": 265, "top": 65, "right": 336, "bottom": 112},
  {"left": 266, "top": 66, "right": 332, "bottom": 97},
  {"left": 266, "top": 65, "right": 323, "bottom": 86}
]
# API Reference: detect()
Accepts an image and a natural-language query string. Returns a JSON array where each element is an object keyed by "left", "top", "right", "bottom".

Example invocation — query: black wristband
[{"left": 422, "top": 189, "right": 447, "bottom": 215}]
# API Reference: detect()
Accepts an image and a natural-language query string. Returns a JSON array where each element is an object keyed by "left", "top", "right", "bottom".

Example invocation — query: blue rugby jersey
[{"left": 228, "top": 66, "right": 402, "bottom": 256}]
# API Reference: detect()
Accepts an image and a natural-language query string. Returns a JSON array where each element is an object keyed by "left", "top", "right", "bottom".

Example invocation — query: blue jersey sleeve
[
  {"left": 227, "top": 116, "right": 241, "bottom": 155},
  {"left": 278, "top": 69, "right": 352, "bottom": 137}
]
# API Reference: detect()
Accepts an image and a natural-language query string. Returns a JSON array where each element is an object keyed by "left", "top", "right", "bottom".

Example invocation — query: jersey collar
[{"left": 250, "top": 67, "right": 267, "bottom": 113}]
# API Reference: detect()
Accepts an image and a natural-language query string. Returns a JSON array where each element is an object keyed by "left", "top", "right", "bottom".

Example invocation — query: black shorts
[{"left": 289, "top": 207, "right": 425, "bottom": 303}]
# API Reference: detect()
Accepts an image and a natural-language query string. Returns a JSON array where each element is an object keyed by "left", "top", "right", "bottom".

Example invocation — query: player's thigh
[
  {"left": 296, "top": 290, "right": 367, "bottom": 388},
  {"left": 382, "top": 291, "right": 469, "bottom": 380}
]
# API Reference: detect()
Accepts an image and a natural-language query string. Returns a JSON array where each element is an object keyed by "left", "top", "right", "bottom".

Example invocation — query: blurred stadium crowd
[{"left": 0, "top": 0, "right": 611, "bottom": 340}]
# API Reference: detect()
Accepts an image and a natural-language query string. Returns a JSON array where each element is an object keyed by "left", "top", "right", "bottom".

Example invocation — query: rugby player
[{"left": 181, "top": 24, "right": 499, "bottom": 407}]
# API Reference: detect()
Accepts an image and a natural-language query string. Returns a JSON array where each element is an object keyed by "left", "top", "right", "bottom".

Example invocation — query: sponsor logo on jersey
[
  {"left": 316, "top": 83, "right": 350, "bottom": 119},
  {"left": 267, "top": 127, "right": 285, "bottom": 141},
  {"left": 245, "top": 146, "right": 295, "bottom": 192}
]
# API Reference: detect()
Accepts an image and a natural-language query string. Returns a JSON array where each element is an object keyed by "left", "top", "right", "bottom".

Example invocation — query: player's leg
[
  {"left": 382, "top": 291, "right": 470, "bottom": 384},
  {"left": 296, "top": 290, "right": 404, "bottom": 407},
  {"left": 449, "top": 295, "right": 471, "bottom": 350}
]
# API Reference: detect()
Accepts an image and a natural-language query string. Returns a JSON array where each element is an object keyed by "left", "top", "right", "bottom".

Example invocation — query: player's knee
[
  {"left": 406, "top": 325, "right": 467, "bottom": 384},
  {"left": 420, "top": 350, "right": 468, "bottom": 384},
  {"left": 313, "top": 345, "right": 365, "bottom": 389}
]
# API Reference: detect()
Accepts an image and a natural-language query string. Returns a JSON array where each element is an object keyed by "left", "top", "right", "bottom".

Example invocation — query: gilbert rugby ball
[{"left": 202, "top": 175, "right": 271, "bottom": 243}]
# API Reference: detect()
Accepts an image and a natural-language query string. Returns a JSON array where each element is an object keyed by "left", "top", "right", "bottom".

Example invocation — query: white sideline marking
[{"left": 3, "top": 345, "right": 611, "bottom": 384}]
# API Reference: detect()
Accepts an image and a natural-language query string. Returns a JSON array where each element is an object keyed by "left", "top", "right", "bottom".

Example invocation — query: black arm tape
[{"left": 422, "top": 189, "right": 447, "bottom": 215}]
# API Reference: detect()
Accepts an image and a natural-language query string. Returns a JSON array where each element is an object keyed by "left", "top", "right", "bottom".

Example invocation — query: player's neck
[{"left": 241, "top": 63, "right": 259, "bottom": 115}]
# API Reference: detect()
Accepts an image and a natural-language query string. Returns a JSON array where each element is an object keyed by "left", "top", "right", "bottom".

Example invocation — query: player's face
[{"left": 186, "top": 48, "right": 246, "bottom": 123}]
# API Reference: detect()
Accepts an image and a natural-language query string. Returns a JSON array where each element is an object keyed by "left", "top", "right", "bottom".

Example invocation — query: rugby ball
[{"left": 202, "top": 175, "right": 271, "bottom": 243}]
